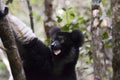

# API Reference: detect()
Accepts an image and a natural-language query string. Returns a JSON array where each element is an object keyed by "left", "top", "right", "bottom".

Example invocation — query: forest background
[{"left": 0, "top": 0, "right": 113, "bottom": 80}]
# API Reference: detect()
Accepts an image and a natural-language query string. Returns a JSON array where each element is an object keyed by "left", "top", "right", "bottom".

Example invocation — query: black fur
[{"left": 18, "top": 27, "right": 84, "bottom": 80}]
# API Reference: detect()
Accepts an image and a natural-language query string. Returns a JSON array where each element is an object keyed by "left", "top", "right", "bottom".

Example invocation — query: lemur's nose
[{"left": 50, "top": 41, "right": 60, "bottom": 50}]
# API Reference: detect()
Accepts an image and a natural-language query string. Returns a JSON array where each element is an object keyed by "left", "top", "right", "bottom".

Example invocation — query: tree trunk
[
  {"left": 111, "top": 0, "right": 120, "bottom": 80},
  {"left": 0, "top": 1, "right": 26, "bottom": 80},
  {"left": 44, "top": 0, "right": 57, "bottom": 39},
  {"left": 91, "top": 0, "right": 102, "bottom": 80}
]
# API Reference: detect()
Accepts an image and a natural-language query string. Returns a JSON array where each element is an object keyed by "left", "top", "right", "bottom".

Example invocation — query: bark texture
[
  {"left": 91, "top": 0, "right": 102, "bottom": 80},
  {"left": 111, "top": 0, "right": 120, "bottom": 80},
  {"left": 44, "top": 0, "right": 57, "bottom": 39},
  {"left": 0, "top": 1, "right": 26, "bottom": 80}
]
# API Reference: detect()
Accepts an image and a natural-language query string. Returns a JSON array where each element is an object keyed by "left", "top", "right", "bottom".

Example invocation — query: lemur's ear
[
  {"left": 71, "top": 30, "right": 84, "bottom": 47},
  {"left": 50, "top": 27, "right": 61, "bottom": 38}
]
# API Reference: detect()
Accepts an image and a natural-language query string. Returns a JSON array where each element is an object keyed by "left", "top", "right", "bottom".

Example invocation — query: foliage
[
  {"left": 54, "top": 0, "right": 112, "bottom": 80},
  {"left": 56, "top": 7, "right": 87, "bottom": 31},
  {"left": 54, "top": 5, "right": 94, "bottom": 79}
]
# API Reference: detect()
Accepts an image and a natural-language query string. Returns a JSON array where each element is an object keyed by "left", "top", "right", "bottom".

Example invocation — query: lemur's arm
[{"left": 9, "top": 15, "right": 36, "bottom": 44}]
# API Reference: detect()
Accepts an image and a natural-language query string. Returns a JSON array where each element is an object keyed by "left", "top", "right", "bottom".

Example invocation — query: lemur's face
[
  {"left": 50, "top": 27, "right": 84, "bottom": 56},
  {"left": 50, "top": 32, "right": 73, "bottom": 55}
]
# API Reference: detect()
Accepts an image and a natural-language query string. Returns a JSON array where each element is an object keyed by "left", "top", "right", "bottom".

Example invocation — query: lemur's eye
[
  {"left": 58, "top": 36, "right": 63, "bottom": 39},
  {"left": 57, "top": 36, "right": 65, "bottom": 43}
]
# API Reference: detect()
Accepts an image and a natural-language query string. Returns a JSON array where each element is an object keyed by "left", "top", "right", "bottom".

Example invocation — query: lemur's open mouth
[
  {"left": 53, "top": 49, "right": 61, "bottom": 55},
  {"left": 50, "top": 41, "right": 62, "bottom": 55}
]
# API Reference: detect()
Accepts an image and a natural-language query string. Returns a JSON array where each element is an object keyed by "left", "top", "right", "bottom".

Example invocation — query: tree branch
[
  {"left": 26, "top": 0, "right": 34, "bottom": 32},
  {"left": 0, "top": 1, "right": 26, "bottom": 80}
]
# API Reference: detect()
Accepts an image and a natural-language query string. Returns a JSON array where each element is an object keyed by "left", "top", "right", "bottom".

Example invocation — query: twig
[{"left": 26, "top": 0, "right": 34, "bottom": 32}]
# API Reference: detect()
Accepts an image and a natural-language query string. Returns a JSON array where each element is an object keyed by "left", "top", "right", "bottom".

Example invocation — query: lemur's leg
[
  {"left": 0, "top": 7, "right": 36, "bottom": 44},
  {"left": 9, "top": 15, "right": 36, "bottom": 44}
]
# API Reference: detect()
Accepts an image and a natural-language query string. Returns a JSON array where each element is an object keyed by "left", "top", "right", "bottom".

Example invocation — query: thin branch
[{"left": 26, "top": 0, "right": 34, "bottom": 32}]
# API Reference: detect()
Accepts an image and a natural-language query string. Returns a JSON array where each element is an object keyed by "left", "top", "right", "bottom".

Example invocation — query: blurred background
[{"left": 0, "top": 0, "right": 112, "bottom": 80}]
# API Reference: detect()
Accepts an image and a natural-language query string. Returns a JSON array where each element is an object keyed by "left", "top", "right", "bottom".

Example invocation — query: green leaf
[
  {"left": 70, "top": 23, "right": 79, "bottom": 30},
  {"left": 78, "top": 17, "right": 86, "bottom": 24},
  {"left": 104, "top": 42, "right": 112, "bottom": 48},
  {"left": 70, "top": 13, "right": 75, "bottom": 18},
  {"left": 86, "top": 59, "right": 92, "bottom": 64},
  {"left": 62, "top": 8, "right": 66, "bottom": 11},
  {"left": 85, "top": 45, "right": 91, "bottom": 50},
  {"left": 79, "top": 52, "right": 84, "bottom": 57},
  {"left": 61, "top": 24, "right": 70, "bottom": 31},
  {"left": 102, "top": 32, "right": 109, "bottom": 39},
  {"left": 56, "top": 16, "right": 63, "bottom": 23}
]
